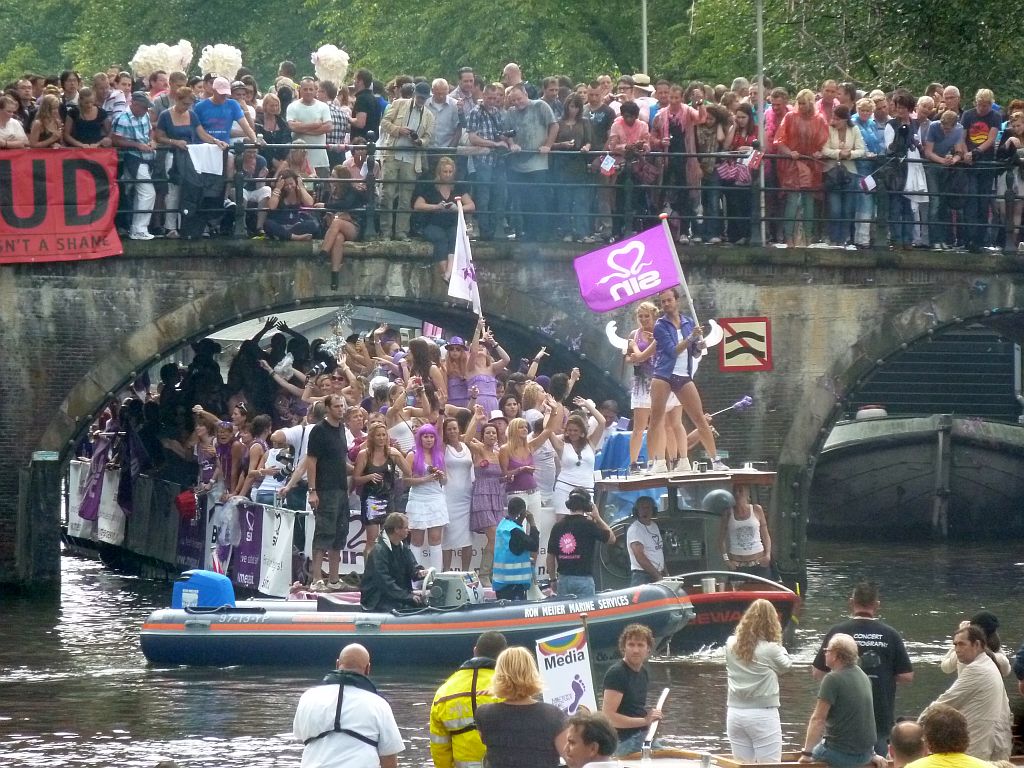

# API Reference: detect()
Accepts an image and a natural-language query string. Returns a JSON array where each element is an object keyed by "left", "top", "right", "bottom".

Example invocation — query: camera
[
  {"left": 309, "top": 361, "right": 327, "bottom": 376},
  {"left": 497, "top": 128, "right": 517, "bottom": 139},
  {"left": 409, "top": 131, "right": 419, "bottom": 141},
  {"left": 276, "top": 446, "right": 295, "bottom": 480}
]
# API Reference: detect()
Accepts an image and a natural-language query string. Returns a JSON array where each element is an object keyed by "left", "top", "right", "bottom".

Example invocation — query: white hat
[
  {"left": 369, "top": 375, "right": 390, "bottom": 393},
  {"left": 488, "top": 409, "right": 508, "bottom": 422}
]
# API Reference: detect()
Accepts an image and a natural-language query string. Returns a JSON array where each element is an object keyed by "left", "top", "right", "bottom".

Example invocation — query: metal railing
[{"left": 42, "top": 142, "right": 1024, "bottom": 251}]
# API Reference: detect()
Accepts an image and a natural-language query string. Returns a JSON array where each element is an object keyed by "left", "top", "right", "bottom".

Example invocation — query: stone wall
[{"left": 3, "top": 238, "right": 1023, "bottom": 588}]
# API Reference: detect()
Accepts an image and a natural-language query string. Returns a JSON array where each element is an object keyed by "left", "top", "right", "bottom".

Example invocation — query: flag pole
[{"left": 659, "top": 212, "right": 702, "bottom": 330}]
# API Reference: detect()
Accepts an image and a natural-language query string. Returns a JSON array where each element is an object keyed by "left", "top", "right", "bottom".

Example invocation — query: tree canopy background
[{"left": 3, "top": 0, "right": 1021, "bottom": 97}]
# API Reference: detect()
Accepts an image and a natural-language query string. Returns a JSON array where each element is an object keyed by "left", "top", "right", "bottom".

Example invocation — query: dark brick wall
[{"left": 3, "top": 239, "right": 1023, "bottom": 586}]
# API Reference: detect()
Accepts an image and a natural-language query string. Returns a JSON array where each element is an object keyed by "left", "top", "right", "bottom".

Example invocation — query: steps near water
[{"left": 810, "top": 327, "right": 1024, "bottom": 539}]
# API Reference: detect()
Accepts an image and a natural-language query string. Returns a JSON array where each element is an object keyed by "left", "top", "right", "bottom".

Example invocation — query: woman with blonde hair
[
  {"left": 29, "top": 94, "right": 63, "bottom": 148},
  {"left": 475, "top": 646, "right": 569, "bottom": 767},
  {"left": 774, "top": 88, "right": 828, "bottom": 247},
  {"left": 500, "top": 401, "right": 557, "bottom": 522},
  {"left": 724, "top": 598, "right": 793, "bottom": 761},
  {"left": 413, "top": 155, "right": 475, "bottom": 280}
]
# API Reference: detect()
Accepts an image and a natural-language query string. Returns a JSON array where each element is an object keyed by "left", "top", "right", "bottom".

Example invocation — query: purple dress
[
  {"left": 470, "top": 458, "right": 506, "bottom": 532},
  {"left": 469, "top": 373, "right": 499, "bottom": 414},
  {"left": 447, "top": 375, "right": 470, "bottom": 408}
]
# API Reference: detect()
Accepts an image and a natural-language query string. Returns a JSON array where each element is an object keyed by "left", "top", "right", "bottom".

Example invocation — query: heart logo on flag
[{"left": 596, "top": 240, "right": 652, "bottom": 285}]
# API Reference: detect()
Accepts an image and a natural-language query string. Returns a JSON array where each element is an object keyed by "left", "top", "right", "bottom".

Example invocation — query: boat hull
[
  {"left": 660, "top": 572, "right": 799, "bottom": 654},
  {"left": 141, "top": 580, "right": 695, "bottom": 667}
]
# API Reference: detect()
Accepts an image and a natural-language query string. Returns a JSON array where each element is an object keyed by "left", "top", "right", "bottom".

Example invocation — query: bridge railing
[{"left": 53, "top": 142, "right": 1024, "bottom": 251}]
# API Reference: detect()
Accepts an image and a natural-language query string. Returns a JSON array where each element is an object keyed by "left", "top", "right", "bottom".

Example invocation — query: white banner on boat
[
  {"left": 96, "top": 471, "right": 126, "bottom": 545},
  {"left": 258, "top": 507, "right": 295, "bottom": 597},
  {"left": 535, "top": 627, "right": 597, "bottom": 715}
]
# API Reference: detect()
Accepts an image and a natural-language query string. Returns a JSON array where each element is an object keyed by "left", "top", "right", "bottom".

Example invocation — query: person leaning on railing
[
  {"left": 0, "top": 94, "right": 29, "bottom": 149},
  {"left": 995, "top": 110, "right": 1024, "bottom": 252},
  {"left": 922, "top": 109, "right": 967, "bottom": 251}
]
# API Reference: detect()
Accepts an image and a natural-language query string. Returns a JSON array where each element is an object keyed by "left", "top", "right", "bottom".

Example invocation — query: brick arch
[
  {"left": 38, "top": 276, "right": 629, "bottom": 459},
  {"left": 772, "top": 277, "right": 1024, "bottom": 578}
]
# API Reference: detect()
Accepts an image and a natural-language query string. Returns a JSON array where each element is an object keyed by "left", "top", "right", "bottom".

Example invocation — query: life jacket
[
  {"left": 429, "top": 657, "right": 502, "bottom": 768},
  {"left": 303, "top": 669, "right": 382, "bottom": 748},
  {"left": 493, "top": 518, "right": 532, "bottom": 589}
]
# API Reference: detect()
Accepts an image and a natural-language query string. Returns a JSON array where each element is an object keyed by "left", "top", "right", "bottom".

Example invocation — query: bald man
[
  {"left": 889, "top": 721, "right": 925, "bottom": 768},
  {"left": 293, "top": 643, "right": 405, "bottom": 767}
]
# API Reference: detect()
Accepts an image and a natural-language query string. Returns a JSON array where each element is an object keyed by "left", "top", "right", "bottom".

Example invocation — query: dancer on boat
[{"left": 646, "top": 288, "right": 725, "bottom": 474}]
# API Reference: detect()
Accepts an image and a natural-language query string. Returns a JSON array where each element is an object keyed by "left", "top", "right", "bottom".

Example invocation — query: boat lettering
[
  {"left": 694, "top": 610, "right": 743, "bottom": 625},
  {"left": 596, "top": 595, "right": 630, "bottom": 610},
  {"left": 566, "top": 600, "right": 596, "bottom": 613},
  {"left": 219, "top": 615, "right": 265, "bottom": 624}
]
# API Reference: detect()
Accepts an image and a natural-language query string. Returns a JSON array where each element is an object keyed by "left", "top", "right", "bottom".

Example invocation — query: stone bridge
[{"left": 4, "top": 238, "right": 1024, "bottom": 591}]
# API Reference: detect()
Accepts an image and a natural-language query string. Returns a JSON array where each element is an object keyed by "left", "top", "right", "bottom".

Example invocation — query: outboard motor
[
  {"left": 426, "top": 571, "right": 484, "bottom": 608},
  {"left": 172, "top": 569, "right": 236, "bottom": 609}
]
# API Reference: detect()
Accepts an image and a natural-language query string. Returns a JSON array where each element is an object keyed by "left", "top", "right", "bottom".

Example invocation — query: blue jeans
[
  {"left": 888, "top": 193, "right": 914, "bottom": 246},
  {"left": 471, "top": 162, "right": 506, "bottom": 239},
  {"left": 828, "top": 183, "right": 855, "bottom": 244},
  {"left": 556, "top": 574, "right": 595, "bottom": 597},
  {"left": 811, "top": 740, "right": 874, "bottom": 768},
  {"left": 615, "top": 731, "right": 663, "bottom": 757},
  {"left": 701, "top": 176, "right": 722, "bottom": 239},
  {"left": 563, "top": 178, "right": 594, "bottom": 237}
]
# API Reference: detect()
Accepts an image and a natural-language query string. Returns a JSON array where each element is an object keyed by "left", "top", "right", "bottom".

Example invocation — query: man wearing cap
[
  {"left": 194, "top": 76, "right": 256, "bottom": 148},
  {"left": 111, "top": 91, "right": 158, "bottom": 240},
  {"left": 492, "top": 497, "right": 540, "bottom": 600},
  {"left": 287, "top": 77, "right": 333, "bottom": 177},
  {"left": 631, "top": 74, "right": 657, "bottom": 116},
  {"left": 380, "top": 82, "right": 435, "bottom": 240},
  {"left": 546, "top": 488, "right": 615, "bottom": 597}
]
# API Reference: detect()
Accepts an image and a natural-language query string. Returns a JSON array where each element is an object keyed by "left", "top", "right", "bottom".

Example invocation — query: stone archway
[
  {"left": 772, "top": 277, "right": 1024, "bottom": 582},
  {"left": 38, "top": 281, "right": 629, "bottom": 461}
]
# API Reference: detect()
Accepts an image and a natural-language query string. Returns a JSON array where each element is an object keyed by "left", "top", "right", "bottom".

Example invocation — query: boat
[
  {"left": 592, "top": 469, "right": 800, "bottom": 652},
  {"left": 809, "top": 414, "right": 1024, "bottom": 538},
  {"left": 140, "top": 570, "right": 695, "bottom": 667}
]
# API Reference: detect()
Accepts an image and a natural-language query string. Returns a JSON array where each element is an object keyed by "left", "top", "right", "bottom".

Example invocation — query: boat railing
[{"left": 662, "top": 570, "right": 796, "bottom": 595}]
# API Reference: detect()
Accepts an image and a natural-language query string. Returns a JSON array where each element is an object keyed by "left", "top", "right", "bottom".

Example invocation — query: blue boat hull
[{"left": 141, "top": 581, "right": 695, "bottom": 667}]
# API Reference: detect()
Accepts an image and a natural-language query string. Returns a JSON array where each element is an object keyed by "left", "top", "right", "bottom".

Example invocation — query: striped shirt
[
  {"left": 111, "top": 110, "right": 155, "bottom": 160},
  {"left": 466, "top": 105, "right": 507, "bottom": 167}
]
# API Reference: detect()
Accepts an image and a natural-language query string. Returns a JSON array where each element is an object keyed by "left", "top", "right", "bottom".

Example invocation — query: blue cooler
[{"left": 171, "top": 569, "right": 236, "bottom": 609}]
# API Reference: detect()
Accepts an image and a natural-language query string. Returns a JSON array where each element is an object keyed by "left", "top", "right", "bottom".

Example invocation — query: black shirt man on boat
[
  {"left": 361, "top": 512, "right": 425, "bottom": 612},
  {"left": 601, "top": 623, "right": 663, "bottom": 756}
]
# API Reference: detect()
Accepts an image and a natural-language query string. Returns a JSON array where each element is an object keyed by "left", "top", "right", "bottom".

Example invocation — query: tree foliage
[{"left": 3, "top": 0, "right": 1024, "bottom": 98}]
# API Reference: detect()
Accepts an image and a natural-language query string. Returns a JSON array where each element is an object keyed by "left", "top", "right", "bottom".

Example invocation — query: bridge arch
[
  {"left": 775, "top": 276, "right": 1024, "bottom": 573},
  {"left": 38, "top": 260, "right": 629, "bottom": 461}
]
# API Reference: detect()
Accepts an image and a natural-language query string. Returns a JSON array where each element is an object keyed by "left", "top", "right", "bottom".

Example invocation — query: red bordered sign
[
  {"left": 718, "top": 317, "right": 772, "bottom": 372},
  {"left": 0, "top": 148, "right": 122, "bottom": 263}
]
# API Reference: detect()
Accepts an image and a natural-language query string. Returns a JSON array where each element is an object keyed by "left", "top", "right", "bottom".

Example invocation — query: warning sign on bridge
[{"left": 718, "top": 317, "right": 772, "bottom": 372}]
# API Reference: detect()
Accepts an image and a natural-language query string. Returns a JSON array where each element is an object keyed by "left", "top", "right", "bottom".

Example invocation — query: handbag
[{"left": 823, "top": 164, "right": 850, "bottom": 191}]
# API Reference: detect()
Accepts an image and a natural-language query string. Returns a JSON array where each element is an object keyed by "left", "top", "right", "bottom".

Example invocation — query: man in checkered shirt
[
  {"left": 318, "top": 80, "right": 350, "bottom": 170},
  {"left": 467, "top": 83, "right": 513, "bottom": 241}
]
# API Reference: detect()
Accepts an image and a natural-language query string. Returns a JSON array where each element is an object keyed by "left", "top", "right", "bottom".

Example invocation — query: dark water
[{"left": 2, "top": 542, "right": 1022, "bottom": 767}]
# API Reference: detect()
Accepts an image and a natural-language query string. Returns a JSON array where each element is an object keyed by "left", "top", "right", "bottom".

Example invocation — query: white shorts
[{"left": 243, "top": 185, "right": 272, "bottom": 205}]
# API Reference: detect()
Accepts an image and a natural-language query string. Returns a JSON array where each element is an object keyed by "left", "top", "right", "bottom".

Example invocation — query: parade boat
[
  {"left": 140, "top": 570, "right": 695, "bottom": 668},
  {"left": 593, "top": 469, "right": 800, "bottom": 652}
]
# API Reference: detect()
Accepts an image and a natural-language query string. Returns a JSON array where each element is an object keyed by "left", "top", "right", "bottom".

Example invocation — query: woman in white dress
[
  {"left": 405, "top": 423, "right": 448, "bottom": 572},
  {"left": 442, "top": 416, "right": 475, "bottom": 571},
  {"left": 548, "top": 399, "right": 605, "bottom": 517}
]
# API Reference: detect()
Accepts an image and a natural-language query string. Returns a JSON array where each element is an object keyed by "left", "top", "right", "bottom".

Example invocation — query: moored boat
[{"left": 140, "top": 570, "right": 695, "bottom": 667}]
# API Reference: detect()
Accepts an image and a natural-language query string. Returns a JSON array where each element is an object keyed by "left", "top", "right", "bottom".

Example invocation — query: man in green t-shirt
[{"left": 799, "top": 633, "right": 883, "bottom": 768}]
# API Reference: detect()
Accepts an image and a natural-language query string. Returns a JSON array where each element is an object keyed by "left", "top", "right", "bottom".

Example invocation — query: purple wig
[{"left": 412, "top": 423, "right": 445, "bottom": 476}]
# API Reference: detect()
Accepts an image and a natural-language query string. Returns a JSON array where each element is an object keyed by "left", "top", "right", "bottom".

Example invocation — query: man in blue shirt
[{"left": 194, "top": 76, "right": 257, "bottom": 147}]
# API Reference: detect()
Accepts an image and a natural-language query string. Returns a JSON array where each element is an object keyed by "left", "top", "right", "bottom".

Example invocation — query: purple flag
[
  {"left": 77, "top": 434, "right": 111, "bottom": 522},
  {"left": 232, "top": 502, "right": 264, "bottom": 590},
  {"left": 572, "top": 225, "right": 681, "bottom": 313}
]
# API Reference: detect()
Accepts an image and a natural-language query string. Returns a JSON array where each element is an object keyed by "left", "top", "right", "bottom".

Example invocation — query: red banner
[{"left": 0, "top": 148, "right": 123, "bottom": 263}]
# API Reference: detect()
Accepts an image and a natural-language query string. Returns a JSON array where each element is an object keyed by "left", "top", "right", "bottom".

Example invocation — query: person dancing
[{"left": 646, "top": 287, "right": 726, "bottom": 473}]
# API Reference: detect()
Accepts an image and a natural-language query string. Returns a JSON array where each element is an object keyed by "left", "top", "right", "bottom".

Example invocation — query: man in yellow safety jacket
[{"left": 429, "top": 631, "right": 508, "bottom": 768}]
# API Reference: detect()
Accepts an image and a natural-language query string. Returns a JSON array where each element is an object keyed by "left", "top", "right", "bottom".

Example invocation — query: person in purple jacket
[{"left": 645, "top": 287, "right": 725, "bottom": 474}]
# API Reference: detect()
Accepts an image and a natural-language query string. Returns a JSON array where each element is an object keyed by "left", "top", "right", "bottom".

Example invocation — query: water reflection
[{"left": 1, "top": 542, "right": 1022, "bottom": 766}]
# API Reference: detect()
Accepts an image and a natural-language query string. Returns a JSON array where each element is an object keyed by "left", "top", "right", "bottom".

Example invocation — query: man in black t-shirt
[
  {"left": 601, "top": 623, "right": 663, "bottom": 756},
  {"left": 305, "top": 393, "right": 350, "bottom": 591},
  {"left": 545, "top": 488, "right": 614, "bottom": 597},
  {"left": 812, "top": 581, "right": 913, "bottom": 756},
  {"left": 350, "top": 68, "right": 381, "bottom": 142}
]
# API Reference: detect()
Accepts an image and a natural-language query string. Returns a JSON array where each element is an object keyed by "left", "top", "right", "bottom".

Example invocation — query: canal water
[{"left": 1, "top": 541, "right": 1022, "bottom": 767}]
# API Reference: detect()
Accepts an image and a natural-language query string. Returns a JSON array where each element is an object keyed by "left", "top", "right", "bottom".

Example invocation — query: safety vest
[
  {"left": 493, "top": 517, "right": 533, "bottom": 588},
  {"left": 429, "top": 659, "right": 502, "bottom": 768}
]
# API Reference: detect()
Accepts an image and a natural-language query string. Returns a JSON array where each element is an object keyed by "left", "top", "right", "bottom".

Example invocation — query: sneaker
[
  {"left": 845, "top": 243, "right": 857, "bottom": 251},
  {"left": 677, "top": 235, "right": 690, "bottom": 245},
  {"left": 562, "top": 234, "right": 574, "bottom": 243},
  {"left": 932, "top": 243, "right": 945, "bottom": 252},
  {"left": 691, "top": 236, "right": 703, "bottom": 244},
  {"left": 676, "top": 457, "right": 692, "bottom": 472},
  {"left": 129, "top": 231, "right": 155, "bottom": 241},
  {"left": 711, "top": 458, "right": 730, "bottom": 471},
  {"left": 1017, "top": 242, "right": 1024, "bottom": 253},
  {"left": 628, "top": 462, "right": 642, "bottom": 475},
  {"left": 326, "top": 580, "right": 345, "bottom": 592},
  {"left": 708, "top": 237, "right": 722, "bottom": 245},
  {"left": 309, "top": 579, "right": 327, "bottom": 592},
  {"left": 648, "top": 458, "right": 669, "bottom": 475}
]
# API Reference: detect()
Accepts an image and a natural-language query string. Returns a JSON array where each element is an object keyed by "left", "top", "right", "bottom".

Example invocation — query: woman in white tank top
[
  {"left": 717, "top": 484, "right": 772, "bottom": 578},
  {"left": 548, "top": 399, "right": 605, "bottom": 517}
]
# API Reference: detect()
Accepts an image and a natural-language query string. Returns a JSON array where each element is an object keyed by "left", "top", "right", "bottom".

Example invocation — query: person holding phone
[{"left": 413, "top": 156, "right": 475, "bottom": 281}]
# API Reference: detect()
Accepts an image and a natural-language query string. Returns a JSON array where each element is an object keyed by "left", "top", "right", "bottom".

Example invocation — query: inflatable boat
[{"left": 141, "top": 570, "right": 696, "bottom": 667}]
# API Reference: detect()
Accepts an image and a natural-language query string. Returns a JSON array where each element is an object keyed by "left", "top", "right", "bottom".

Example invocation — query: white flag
[{"left": 447, "top": 200, "right": 482, "bottom": 316}]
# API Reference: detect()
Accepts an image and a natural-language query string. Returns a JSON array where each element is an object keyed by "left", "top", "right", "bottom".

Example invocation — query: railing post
[
  {"left": 622, "top": 165, "right": 634, "bottom": 236},
  {"left": 750, "top": 153, "right": 764, "bottom": 247},
  {"left": 1001, "top": 165, "right": 1014, "bottom": 252},
  {"left": 231, "top": 145, "right": 246, "bottom": 239},
  {"left": 363, "top": 134, "right": 378, "bottom": 239}
]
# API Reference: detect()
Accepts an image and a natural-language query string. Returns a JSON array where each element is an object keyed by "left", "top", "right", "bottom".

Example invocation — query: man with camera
[
  {"left": 380, "top": 81, "right": 436, "bottom": 240},
  {"left": 546, "top": 488, "right": 615, "bottom": 597},
  {"left": 467, "top": 83, "right": 515, "bottom": 241},
  {"left": 505, "top": 83, "right": 558, "bottom": 242},
  {"left": 493, "top": 496, "right": 540, "bottom": 601}
]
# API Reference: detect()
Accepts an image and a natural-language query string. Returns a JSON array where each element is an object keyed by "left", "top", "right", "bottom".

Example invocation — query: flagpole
[{"left": 659, "top": 212, "right": 701, "bottom": 329}]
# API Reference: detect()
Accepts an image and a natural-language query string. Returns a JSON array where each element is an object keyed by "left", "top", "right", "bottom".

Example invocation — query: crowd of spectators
[{"left": 6, "top": 62, "right": 1024, "bottom": 255}]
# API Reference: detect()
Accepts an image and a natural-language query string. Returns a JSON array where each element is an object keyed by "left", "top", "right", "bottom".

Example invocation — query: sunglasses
[{"left": 331, "top": 375, "right": 345, "bottom": 380}]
